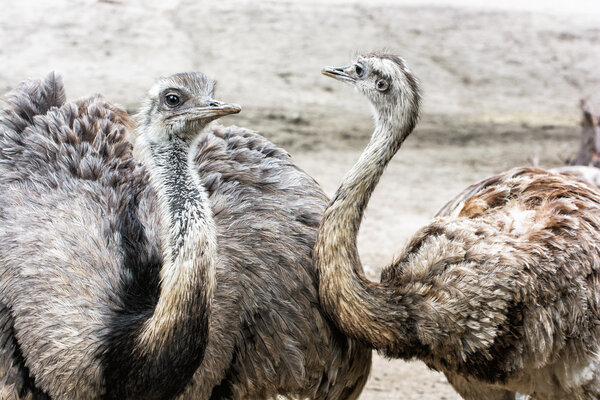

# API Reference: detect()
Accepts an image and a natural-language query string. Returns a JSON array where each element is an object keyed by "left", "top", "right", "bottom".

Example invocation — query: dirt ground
[{"left": 1, "top": 0, "right": 599, "bottom": 398}]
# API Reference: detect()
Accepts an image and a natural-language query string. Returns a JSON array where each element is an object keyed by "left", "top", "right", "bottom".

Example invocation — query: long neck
[
  {"left": 111, "top": 133, "right": 217, "bottom": 399},
  {"left": 140, "top": 136, "right": 216, "bottom": 350},
  {"left": 315, "top": 106, "right": 416, "bottom": 351}
]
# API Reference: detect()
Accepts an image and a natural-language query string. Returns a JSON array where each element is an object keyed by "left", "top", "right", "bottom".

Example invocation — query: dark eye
[
  {"left": 165, "top": 94, "right": 181, "bottom": 107},
  {"left": 376, "top": 79, "right": 389, "bottom": 92},
  {"left": 355, "top": 64, "right": 364, "bottom": 77}
]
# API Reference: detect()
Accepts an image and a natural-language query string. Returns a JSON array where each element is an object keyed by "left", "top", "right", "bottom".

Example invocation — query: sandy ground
[{"left": 1, "top": 0, "right": 599, "bottom": 398}]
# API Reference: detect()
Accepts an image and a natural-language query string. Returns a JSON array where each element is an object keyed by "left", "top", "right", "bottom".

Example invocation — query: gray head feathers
[
  {"left": 322, "top": 52, "right": 421, "bottom": 144},
  {"left": 135, "top": 72, "right": 240, "bottom": 146}
]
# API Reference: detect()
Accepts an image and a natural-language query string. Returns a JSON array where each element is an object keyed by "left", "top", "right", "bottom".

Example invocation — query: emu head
[
  {"left": 138, "top": 72, "right": 241, "bottom": 144},
  {"left": 322, "top": 52, "right": 420, "bottom": 136}
]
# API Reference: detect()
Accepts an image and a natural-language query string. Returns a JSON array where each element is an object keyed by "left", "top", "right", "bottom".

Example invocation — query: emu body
[
  {"left": 140, "top": 126, "right": 373, "bottom": 399},
  {"left": 0, "top": 72, "right": 238, "bottom": 399},
  {"left": 0, "top": 73, "right": 372, "bottom": 399},
  {"left": 315, "top": 53, "right": 600, "bottom": 399}
]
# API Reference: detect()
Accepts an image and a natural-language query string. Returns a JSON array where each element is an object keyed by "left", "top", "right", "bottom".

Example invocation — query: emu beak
[
  {"left": 190, "top": 100, "right": 241, "bottom": 120},
  {"left": 321, "top": 66, "right": 355, "bottom": 83}
]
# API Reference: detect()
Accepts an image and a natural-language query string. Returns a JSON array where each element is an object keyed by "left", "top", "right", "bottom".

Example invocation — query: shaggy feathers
[
  {"left": 0, "top": 72, "right": 66, "bottom": 137},
  {"left": 0, "top": 73, "right": 218, "bottom": 399},
  {"left": 0, "top": 74, "right": 372, "bottom": 399},
  {"left": 315, "top": 53, "right": 600, "bottom": 399},
  {"left": 0, "top": 73, "right": 145, "bottom": 399},
  {"left": 426, "top": 168, "right": 600, "bottom": 399},
  {"left": 174, "top": 124, "right": 372, "bottom": 399}
]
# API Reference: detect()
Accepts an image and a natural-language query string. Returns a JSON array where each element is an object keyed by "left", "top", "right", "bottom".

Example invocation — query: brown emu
[{"left": 315, "top": 53, "right": 600, "bottom": 399}]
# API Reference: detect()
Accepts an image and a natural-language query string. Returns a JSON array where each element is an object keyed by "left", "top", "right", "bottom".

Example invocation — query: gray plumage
[
  {"left": 0, "top": 72, "right": 237, "bottom": 399},
  {"left": 315, "top": 53, "right": 600, "bottom": 399},
  {"left": 551, "top": 165, "right": 600, "bottom": 188},
  {"left": 0, "top": 73, "right": 371, "bottom": 399},
  {"left": 143, "top": 121, "right": 373, "bottom": 399}
]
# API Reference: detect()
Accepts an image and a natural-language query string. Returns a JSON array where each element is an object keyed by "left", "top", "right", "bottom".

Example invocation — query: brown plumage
[
  {"left": 0, "top": 73, "right": 371, "bottom": 399},
  {"left": 314, "top": 53, "right": 600, "bottom": 399}
]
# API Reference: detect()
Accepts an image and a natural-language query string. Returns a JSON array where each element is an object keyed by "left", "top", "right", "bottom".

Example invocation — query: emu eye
[
  {"left": 376, "top": 79, "right": 389, "bottom": 92},
  {"left": 165, "top": 94, "right": 181, "bottom": 107},
  {"left": 355, "top": 64, "right": 364, "bottom": 77}
]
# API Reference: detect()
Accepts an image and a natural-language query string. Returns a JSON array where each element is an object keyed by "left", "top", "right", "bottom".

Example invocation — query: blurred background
[{"left": 1, "top": 0, "right": 598, "bottom": 398}]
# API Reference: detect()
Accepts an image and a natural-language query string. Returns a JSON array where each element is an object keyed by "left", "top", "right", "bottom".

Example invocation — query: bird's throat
[{"left": 137, "top": 134, "right": 216, "bottom": 352}]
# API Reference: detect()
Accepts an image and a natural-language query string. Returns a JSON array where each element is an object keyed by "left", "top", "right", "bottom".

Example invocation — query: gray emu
[
  {"left": 0, "top": 72, "right": 372, "bottom": 399},
  {"left": 0, "top": 72, "right": 239, "bottom": 399},
  {"left": 170, "top": 130, "right": 372, "bottom": 399},
  {"left": 314, "top": 52, "right": 600, "bottom": 399},
  {"left": 136, "top": 110, "right": 373, "bottom": 397}
]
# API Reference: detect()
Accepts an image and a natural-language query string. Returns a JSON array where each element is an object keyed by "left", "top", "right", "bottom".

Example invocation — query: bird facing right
[
  {"left": 0, "top": 71, "right": 372, "bottom": 399},
  {"left": 0, "top": 72, "right": 239, "bottom": 399},
  {"left": 314, "top": 52, "right": 600, "bottom": 399}
]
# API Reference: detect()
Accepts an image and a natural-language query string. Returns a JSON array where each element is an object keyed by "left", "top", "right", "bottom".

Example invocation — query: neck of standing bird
[
  {"left": 321, "top": 100, "right": 408, "bottom": 253},
  {"left": 314, "top": 100, "right": 416, "bottom": 350},
  {"left": 135, "top": 126, "right": 216, "bottom": 361}
]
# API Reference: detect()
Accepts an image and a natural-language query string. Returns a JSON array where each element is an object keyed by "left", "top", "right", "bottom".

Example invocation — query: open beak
[
  {"left": 321, "top": 65, "right": 355, "bottom": 83},
  {"left": 189, "top": 100, "right": 242, "bottom": 120}
]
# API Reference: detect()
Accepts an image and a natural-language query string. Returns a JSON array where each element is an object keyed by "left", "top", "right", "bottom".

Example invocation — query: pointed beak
[
  {"left": 196, "top": 100, "right": 242, "bottom": 117},
  {"left": 192, "top": 100, "right": 241, "bottom": 119},
  {"left": 321, "top": 65, "right": 355, "bottom": 83}
]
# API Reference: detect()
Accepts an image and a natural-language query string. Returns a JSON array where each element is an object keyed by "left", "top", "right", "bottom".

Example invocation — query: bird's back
[
  {"left": 0, "top": 74, "right": 161, "bottom": 399},
  {"left": 175, "top": 124, "right": 372, "bottom": 399},
  {"left": 386, "top": 167, "right": 600, "bottom": 397},
  {"left": 0, "top": 72, "right": 65, "bottom": 139}
]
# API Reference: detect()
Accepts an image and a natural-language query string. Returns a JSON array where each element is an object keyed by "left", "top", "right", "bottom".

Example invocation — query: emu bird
[
  {"left": 314, "top": 52, "right": 600, "bottom": 399},
  {"left": 0, "top": 72, "right": 239, "bottom": 399},
  {"left": 131, "top": 107, "right": 373, "bottom": 397},
  {"left": 0, "top": 73, "right": 372, "bottom": 398},
  {"left": 170, "top": 125, "right": 372, "bottom": 399}
]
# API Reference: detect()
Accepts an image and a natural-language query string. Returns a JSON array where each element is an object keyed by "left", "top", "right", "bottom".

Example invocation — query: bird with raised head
[
  {"left": 314, "top": 52, "right": 600, "bottom": 399},
  {"left": 0, "top": 69, "right": 372, "bottom": 399},
  {"left": 0, "top": 72, "right": 239, "bottom": 399},
  {"left": 138, "top": 102, "right": 373, "bottom": 398},
  {"left": 171, "top": 127, "right": 373, "bottom": 398}
]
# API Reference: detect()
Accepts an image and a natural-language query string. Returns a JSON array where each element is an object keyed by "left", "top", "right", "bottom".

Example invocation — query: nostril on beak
[{"left": 209, "top": 102, "right": 220, "bottom": 107}]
